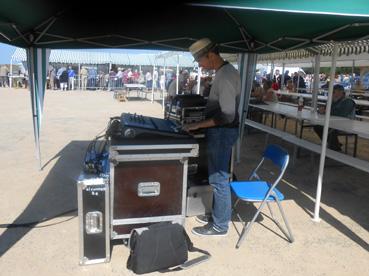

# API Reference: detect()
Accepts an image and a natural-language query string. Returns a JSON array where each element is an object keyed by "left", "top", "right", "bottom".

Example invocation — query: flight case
[
  {"left": 77, "top": 173, "right": 110, "bottom": 265},
  {"left": 109, "top": 137, "right": 199, "bottom": 239}
]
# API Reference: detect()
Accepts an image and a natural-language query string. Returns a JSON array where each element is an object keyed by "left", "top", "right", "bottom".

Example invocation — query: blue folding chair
[{"left": 231, "top": 144, "right": 294, "bottom": 249}]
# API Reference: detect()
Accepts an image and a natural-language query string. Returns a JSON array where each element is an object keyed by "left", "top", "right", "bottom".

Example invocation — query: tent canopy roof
[
  {"left": 1, "top": 1, "right": 369, "bottom": 53},
  {"left": 11, "top": 48, "right": 195, "bottom": 67}
]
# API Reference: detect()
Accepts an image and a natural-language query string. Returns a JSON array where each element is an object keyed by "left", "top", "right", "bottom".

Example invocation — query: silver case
[{"left": 77, "top": 174, "right": 110, "bottom": 265}]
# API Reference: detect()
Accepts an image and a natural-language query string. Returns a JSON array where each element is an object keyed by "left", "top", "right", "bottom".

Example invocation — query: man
[
  {"left": 68, "top": 66, "right": 75, "bottom": 90},
  {"left": 314, "top": 84, "right": 355, "bottom": 151},
  {"left": 293, "top": 71, "right": 306, "bottom": 93},
  {"left": 273, "top": 69, "right": 281, "bottom": 89},
  {"left": 283, "top": 70, "right": 291, "bottom": 86},
  {"left": 80, "top": 66, "right": 88, "bottom": 90},
  {"left": 0, "top": 65, "right": 9, "bottom": 87},
  {"left": 183, "top": 38, "right": 240, "bottom": 236}
]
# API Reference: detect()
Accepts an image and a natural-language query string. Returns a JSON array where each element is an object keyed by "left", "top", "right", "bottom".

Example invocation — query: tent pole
[
  {"left": 78, "top": 63, "right": 81, "bottom": 90},
  {"left": 9, "top": 57, "right": 13, "bottom": 88},
  {"left": 236, "top": 52, "right": 257, "bottom": 163},
  {"left": 297, "top": 70, "right": 300, "bottom": 93},
  {"left": 311, "top": 54, "right": 320, "bottom": 113},
  {"left": 176, "top": 62, "right": 179, "bottom": 95},
  {"left": 197, "top": 65, "right": 201, "bottom": 95},
  {"left": 151, "top": 64, "right": 155, "bottom": 103},
  {"left": 281, "top": 63, "right": 285, "bottom": 89},
  {"left": 27, "top": 48, "right": 42, "bottom": 170},
  {"left": 270, "top": 61, "right": 274, "bottom": 81},
  {"left": 313, "top": 43, "right": 338, "bottom": 222},
  {"left": 162, "top": 63, "right": 166, "bottom": 111},
  {"left": 351, "top": 60, "right": 355, "bottom": 95}
]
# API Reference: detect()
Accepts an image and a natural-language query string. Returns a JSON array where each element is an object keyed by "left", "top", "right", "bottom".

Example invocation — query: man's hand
[{"left": 182, "top": 122, "right": 200, "bottom": 132}]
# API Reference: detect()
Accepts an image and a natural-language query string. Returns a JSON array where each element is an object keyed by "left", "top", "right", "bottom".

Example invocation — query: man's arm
[{"left": 182, "top": 118, "right": 217, "bottom": 132}]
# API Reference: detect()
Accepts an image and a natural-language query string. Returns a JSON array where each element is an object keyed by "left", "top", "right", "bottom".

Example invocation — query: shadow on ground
[
  {"left": 236, "top": 132, "right": 369, "bottom": 251},
  {"left": 0, "top": 141, "right": 88, "bottom": 256}
]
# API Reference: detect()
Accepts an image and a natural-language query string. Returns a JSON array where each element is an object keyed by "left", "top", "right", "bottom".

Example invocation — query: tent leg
[{"left": 313, "top": 44, "right": 338, "bottom": 222}]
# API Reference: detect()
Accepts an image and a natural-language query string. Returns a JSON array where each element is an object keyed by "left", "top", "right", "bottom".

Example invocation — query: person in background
[
  {"left": 0, "top": 65, "right": 9, "bottom": 87},
  {"left": 80, "top": 66, "right": 88, "bottom": 90},
  {"left": 145, "top": 71, "right": 152, "bottom": 89},
  {"left": 184, "top": 38, "right": 240, "bottom": 237},
  {"left": 313, "top": 84, "right": 356, "bottom": 151},
  {"left": 293, "top": 71, "right": 306, "bottom": 93},
  {"left": 59, "top": 68, "right": 68, "bottom": 91},
  {"left": 68, "top": 66, "right": 75, "bottom": 90},
  {"left": 273, "top": 69, "right": 282, "bottom": 88},
  {"left": 153, "top": 69, "right": 159, "bottom": 90},
  {"left": 279, "top": 79, "right": 297, "bottom": 103},
  {"left": 262, "top": 79, "right": 278, "bottom": 102},
  {"left": 48, "top": 66, "right": 56, "bottom": 90},
  {"left": 286, "top": 79, "right": 294, "bottom": 92},
  {"left": 159, "top": 73, "right": 166, "bottom": 92},
  {"left": 283, "top": 70, "right": 292, "bottom": 86},
  {"left": 201, "top": 76, "right": 212, "bottom": 98},
  {"left": 166, "top": 75, "right": 177, "bottom": 101},
  {"left": 251, "top": 80, "right": 263, "bottom": 100},
  {"left": 272, "top": 79, "right": 279, "bottom": 90}
]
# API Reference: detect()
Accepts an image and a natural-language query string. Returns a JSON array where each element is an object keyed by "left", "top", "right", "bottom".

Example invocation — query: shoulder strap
[
  {"left": 160, "top": 229, "right": 211, "bottom": 272},
  {"left": 179, "top": 230, "right": 211, "bottom": 269}
]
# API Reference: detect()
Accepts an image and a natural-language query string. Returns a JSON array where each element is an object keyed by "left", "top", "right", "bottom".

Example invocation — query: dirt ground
[{"left": 0, "top": 88, "right": 368, "bottom": 276}]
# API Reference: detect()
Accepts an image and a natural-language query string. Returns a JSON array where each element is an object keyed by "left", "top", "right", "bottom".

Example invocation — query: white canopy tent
[
  {"left": 258, "top": 52, "right": 369, "bottom": 68},
  {"left": 11, "top": 48, "right": 195, "bottom": 67}
]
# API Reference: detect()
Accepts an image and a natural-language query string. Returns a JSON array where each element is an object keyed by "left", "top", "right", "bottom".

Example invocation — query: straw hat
[{"left": 189, "top": 38, "right": 216, "bottom": 61}]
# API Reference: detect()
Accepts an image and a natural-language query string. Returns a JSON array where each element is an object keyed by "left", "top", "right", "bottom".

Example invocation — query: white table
[
  {"left": 245, "top": 119, "right": 369, "bottom": 173},
  {"left": 249, "top": 101, "right": 369, "bottom": 139},
  {"left": 276, "top": 90, "right": 327, "bottom": 101},
  {"left": 329, "top": 119, "right": 369, "bottom": 139},
  {"left": 249, "top": 102, "right": 347, "bottom": 125},
  {"left": 124, "top": 84, "right": 146, "bottom": 90},
  {"left": 276, "top": 90, "right": 369, "bottom": 107},
  {"left": 350, "top": 91, "right": 369, "bottom": 98}
]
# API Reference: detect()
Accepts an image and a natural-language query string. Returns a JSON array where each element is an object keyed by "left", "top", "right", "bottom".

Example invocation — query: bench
[{"left": 245, "top": 119, "right": 369, "bottom": 173}]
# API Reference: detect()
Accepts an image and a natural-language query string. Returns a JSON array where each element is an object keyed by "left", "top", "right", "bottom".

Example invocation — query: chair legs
[
  {"left": 234, "top": 199, "right": 267, "bottom": 249},
  {"left": 338, "top": 133, "right": 358, "bottom": 157},
  {"left": 273, "top": 199, "right": 294, "bottom": 243},
  {"left": 233, "top": 196, "right": 294, "bottom": 249},
  {"left": 353, "top": 134, "right": 358, "bottom": 157}
]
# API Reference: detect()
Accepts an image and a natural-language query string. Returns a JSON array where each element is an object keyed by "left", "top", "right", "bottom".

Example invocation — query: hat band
[{"left": 193, "top": 42, "right": 216, "bottom": 60}]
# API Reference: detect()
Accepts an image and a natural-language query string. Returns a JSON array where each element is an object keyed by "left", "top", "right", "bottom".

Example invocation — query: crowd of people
[
  {"left": 0, "top": 64, "right": 28, "bottom": 88},
  {"left": 251, "top": 68, "right": 358, "bottom": 153},
  {"left": 46, "top": 64, "right": 208, "bottom": 92}
]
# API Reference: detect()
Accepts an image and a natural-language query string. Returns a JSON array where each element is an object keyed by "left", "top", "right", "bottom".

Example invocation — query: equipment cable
[{"left": 0, "top": 208, "right": 77, "bottom": 229}]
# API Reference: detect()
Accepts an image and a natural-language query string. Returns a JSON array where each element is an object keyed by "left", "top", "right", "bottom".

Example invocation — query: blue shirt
[{"left": 68, "top": 69, "right": 75, "bottom": 78}]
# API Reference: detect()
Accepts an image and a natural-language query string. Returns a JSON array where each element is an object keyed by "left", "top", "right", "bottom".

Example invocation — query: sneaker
[
  {"left": 192, "top": 223, "right": 228, "bottom": 237},
  {"left": 195, "top": 214, "right": 213, "bottom": 224}
]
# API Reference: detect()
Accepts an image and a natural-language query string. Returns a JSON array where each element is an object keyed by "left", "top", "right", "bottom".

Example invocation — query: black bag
[{"left": 127, "top": 222, "right": 210, "bottom": 274}]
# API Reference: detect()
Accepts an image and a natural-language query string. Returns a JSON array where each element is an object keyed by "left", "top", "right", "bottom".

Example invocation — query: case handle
[{"left": 137, "top": 182, "right": 160, "bottom": 197}]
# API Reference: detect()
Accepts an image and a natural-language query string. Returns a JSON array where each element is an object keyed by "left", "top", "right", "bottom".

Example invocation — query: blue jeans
[{"left": 207, "top": 127, "right": 239, "bottom": 231}]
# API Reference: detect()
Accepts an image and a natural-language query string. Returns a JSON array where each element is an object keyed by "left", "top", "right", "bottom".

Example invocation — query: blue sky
[{"left": 0, "top": 43, "right": 16, "bottom": 64}]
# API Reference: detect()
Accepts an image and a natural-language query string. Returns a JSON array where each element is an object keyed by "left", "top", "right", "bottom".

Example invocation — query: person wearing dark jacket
[
  {"left": 59, "top": 69, "right": 69, "bottom": 91},
  {"left": 314, "top": 84, "right": 355, "bottom": 151}
]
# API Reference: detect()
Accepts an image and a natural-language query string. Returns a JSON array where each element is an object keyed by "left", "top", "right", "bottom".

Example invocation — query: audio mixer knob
[{"left": 124, "top": 128, "right": 136, "bottom": 138}]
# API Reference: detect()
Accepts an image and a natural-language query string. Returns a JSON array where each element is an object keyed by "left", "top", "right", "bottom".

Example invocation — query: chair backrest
[
  {"left": 249, "top": 144, "right": 289, "bottom": 184},
  {"left": 263, "top": 144, "right": 289, "bottom": 171}
]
